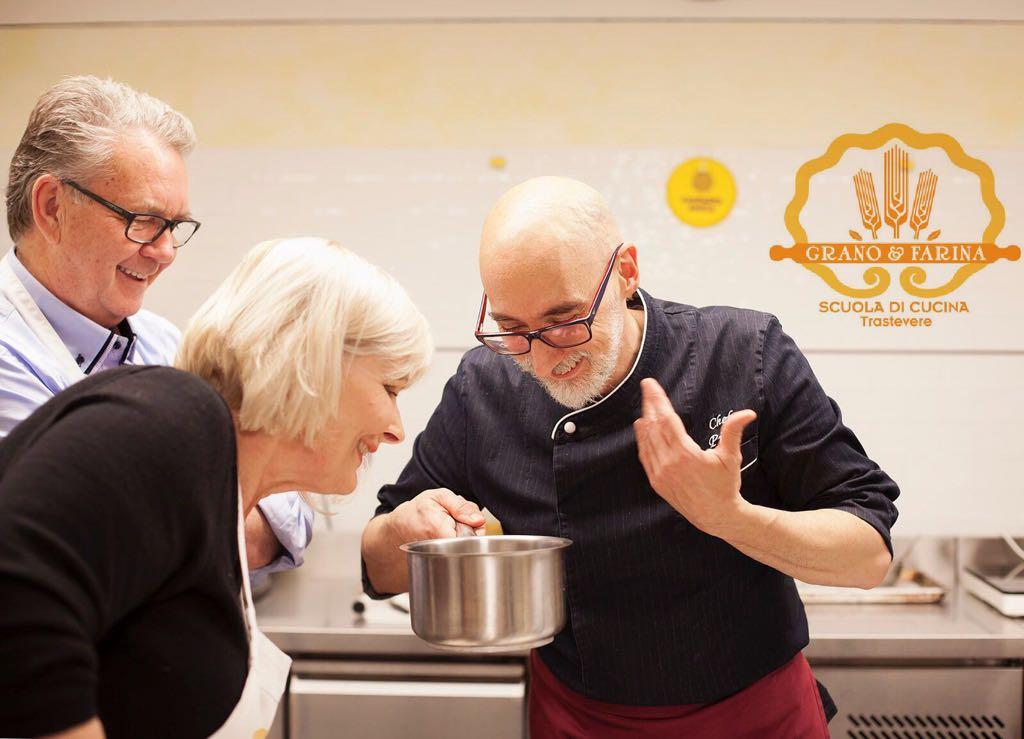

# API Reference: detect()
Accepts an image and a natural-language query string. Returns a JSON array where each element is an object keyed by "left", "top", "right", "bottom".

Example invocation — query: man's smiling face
[
  {"left": 56, "top": 130, "right": 189, "bottom": 328},
  {"left": 481, "top": 232, "right": 627, "bottom": 410}
]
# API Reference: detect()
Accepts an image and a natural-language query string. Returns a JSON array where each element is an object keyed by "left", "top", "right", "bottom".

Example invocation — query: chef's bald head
[
  {"left": 475, "top": 177, "right": 641, "bottom": 410},
  {"left": 479, "top": 176, "right": 622, "bottom": 282}
]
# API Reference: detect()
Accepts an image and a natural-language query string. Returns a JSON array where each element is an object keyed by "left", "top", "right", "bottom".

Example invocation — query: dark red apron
[{"left": 529, "top": 650, "right": 830, "bottom": 738}]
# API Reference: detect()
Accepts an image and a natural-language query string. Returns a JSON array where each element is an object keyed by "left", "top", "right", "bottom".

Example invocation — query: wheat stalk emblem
[
  {"left": 853, "top": 170, "right": 882, "bottom": 239},
  {"left": 909, "top": 169, "right": 938, "bottom": 239},
  {"left": 883, "top": 145, "right": 909, "bottom": 238}
]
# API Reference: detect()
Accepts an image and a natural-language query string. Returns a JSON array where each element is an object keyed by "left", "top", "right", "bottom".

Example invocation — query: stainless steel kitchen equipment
[
  {"left": 800, "top": 538, "right": 1024, "bottom": 736},
  {"left": 400, "top": 534, "right": 571, "bottom": 652},
  {"left": 286, "top": 658, "right": 526, "bottom": 739},
  {"left": 260, "top": 572, "right": 530, "bottom": 739},
  {"left": 258, "top": 533, "right": 1024, "bottom": 739},
  {"left": 812, "top": 663, "right": 1022, "bottom": 738},
  {"left": 963, "top": 563, "right": 1024, "bottom": 617},
  {"left": 805, "top": 588, "right": 1024, "bottom": 737}
]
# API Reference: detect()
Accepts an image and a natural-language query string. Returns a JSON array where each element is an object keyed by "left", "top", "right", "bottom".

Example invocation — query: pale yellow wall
[{"left": 1, "top": 22, "right": 1022, "bottom": 149}]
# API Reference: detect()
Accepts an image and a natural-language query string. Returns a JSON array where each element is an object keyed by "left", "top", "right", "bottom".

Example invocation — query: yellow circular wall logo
[
  {"left": 770, "top": 123, "right": 1020, "bottom": 329},
  {"left": 666, "top": 158, "right": 736, "bottom": 227}
]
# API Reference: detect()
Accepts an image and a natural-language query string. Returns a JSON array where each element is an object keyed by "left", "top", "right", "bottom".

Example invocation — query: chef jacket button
[
  {"left": 114, "top": 341, "right": 121, "bottom": 350},
  {"left": 563, "top": 421, "right": 577, "bottom": 435},
  {"left": 75, "top": 354, "right": 84, "bottom": 365}
]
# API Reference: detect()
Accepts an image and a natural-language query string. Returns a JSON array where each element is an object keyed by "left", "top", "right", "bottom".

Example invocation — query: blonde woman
[{"left": 0, "top": 237, "right": 431, "bottom": 738}]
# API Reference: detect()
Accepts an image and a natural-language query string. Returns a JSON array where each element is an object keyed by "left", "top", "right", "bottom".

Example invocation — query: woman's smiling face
[{"left": 303, "top": 355, "right": 409, "bottom": 495}]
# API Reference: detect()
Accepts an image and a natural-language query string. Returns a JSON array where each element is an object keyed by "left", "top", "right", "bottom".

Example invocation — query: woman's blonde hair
[{"left": 177, "top": 237, "right": 432, "bottom": 446}]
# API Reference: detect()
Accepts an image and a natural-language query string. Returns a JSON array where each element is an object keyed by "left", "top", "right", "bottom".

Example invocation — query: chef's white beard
[{"left": 514, "top": 305, "right": 625, "bottom": 410}]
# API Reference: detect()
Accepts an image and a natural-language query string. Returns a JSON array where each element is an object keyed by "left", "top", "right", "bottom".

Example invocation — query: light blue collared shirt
[{"left": 0, "top": 251, "right": 312, "bottom": 580}]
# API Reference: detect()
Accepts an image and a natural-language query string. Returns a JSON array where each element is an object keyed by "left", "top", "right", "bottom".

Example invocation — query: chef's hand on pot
[
  {"left": 388, "top": 488, "right": 486, "bottom": 543},
  {"left": 634, "top": 378, "right": 756, "bottom": 538}
]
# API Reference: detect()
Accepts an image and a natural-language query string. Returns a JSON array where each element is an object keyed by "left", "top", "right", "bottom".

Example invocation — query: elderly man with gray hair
[{"left": 0, "top": 75, "right": 312, "bottom": 574}]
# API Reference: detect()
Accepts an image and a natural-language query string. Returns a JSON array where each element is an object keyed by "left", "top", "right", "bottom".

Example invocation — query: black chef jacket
[{"left": 366, "top": 289, "right": 899, "bottom": 709}]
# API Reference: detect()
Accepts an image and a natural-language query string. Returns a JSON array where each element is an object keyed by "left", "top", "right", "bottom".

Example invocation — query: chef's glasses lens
[
  {"left": 483, "top": 323, "right": 592, "bottom": 355},
  {"left": 483, "top": 335, "right": 530, "bottom": 355},
  {"left": 539, "top": 323, "right": 591, "bottom": 347}
]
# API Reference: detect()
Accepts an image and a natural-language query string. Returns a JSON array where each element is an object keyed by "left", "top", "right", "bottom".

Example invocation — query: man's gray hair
[{"left": 5, "top": 75, "right": 196, "bottom": 241}]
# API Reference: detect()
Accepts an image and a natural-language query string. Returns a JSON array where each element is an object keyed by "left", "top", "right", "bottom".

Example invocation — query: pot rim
[{"left": 400, "top": 534, "right": 572, "bottom": 557}]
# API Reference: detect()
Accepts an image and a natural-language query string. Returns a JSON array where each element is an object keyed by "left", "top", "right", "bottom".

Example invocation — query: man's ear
[
  {"left": 30, "top": 175, "right": 64, "bottom": 245},
  {"left": 618, "top": 243, "right": 640, "bottom": 296}
]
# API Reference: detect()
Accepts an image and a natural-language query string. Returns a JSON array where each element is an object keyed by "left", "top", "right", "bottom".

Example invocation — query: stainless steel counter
[
  {"left": 256, "top": 559, "right": 1024, "bottom": 662},
  {"left": 804, "top": 590, "right": 1024, "bottom": 661},
  {"left": 258, "top": 573, "right": 458, "bottom": 658}
]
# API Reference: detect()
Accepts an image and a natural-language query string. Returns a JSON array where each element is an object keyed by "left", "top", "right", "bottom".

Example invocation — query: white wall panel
[
  {"left": 5, "top": 147, "right": 1016, "bottom": 351},
  {"left": 807, "top": 352, "right": 1023, "bottom": 537},
  {"left": 177, "top": 145, "right": 1017, "bottom": 352}
]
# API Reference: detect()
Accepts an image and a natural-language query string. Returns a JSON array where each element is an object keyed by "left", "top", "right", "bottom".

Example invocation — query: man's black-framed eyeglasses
[
  {"left": 64, "top": 180, "right": 201, "bottom": 248},
  {"left": 474, "top": 243, "right": 623, "bottom": 356}
]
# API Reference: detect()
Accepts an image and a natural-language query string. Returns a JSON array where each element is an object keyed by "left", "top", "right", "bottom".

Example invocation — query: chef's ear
[
  {"left": 616, "top": 243, "right": 640, "bottom": 297},
  {"left": 30, "top": 175, "right": 64, "bottom": 245}
]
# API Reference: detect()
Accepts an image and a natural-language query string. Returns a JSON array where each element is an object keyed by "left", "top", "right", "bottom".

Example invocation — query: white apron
[
  {"left": 0, "top": 251, "right": 86, "bottom": 383},
  {"left": 208, "top": 490, "right": 292, "bottom": 738}
]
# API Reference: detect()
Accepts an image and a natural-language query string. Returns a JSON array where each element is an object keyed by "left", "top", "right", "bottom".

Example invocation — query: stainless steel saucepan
[{"left": 400, "top": 534, "right": 572, "bottom": 652}]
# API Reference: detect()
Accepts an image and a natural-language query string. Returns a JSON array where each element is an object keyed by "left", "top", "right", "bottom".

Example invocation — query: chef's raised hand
[
  {"left": 634, "top": 378, "right": 756, "bottom": 537},
  {"left": 388, "top": 488, "right": 486, "bottom": 543}
]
